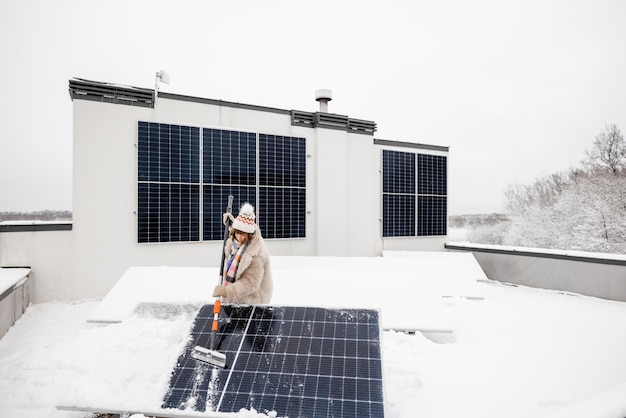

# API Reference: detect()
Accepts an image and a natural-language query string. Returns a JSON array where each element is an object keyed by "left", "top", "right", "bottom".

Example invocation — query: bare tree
[
  {"left": 504, "top": 171, "right": 570, "bottom": 215},
  {"left": 503, "top": 183, "right": 531, "bottom": 215},
  {"left": 584, "top": 124, "right": 625, "bottom": 174}
]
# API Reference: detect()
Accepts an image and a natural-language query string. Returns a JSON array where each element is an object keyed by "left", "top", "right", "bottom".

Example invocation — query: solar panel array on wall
[
  {"left": 137, "top": 122, "right": 306, "bottom": 243},
  {"left": 382, "top": 149, "right": 447, "bottom": 237}
]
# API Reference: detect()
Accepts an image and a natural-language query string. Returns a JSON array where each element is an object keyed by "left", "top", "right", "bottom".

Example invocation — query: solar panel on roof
[{"left": 162, "top": 305, "right": 385, "bottom": 417}]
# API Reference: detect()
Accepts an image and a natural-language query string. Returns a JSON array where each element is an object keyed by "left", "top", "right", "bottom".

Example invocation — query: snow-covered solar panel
[{"left": 162, "top": 304, "right": 386, "bottom": 417}]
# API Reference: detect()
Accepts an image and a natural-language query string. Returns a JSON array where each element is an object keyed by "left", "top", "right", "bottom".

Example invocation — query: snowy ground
[{"left": 1, "top": 254, "right": 626, "bottom": 417}]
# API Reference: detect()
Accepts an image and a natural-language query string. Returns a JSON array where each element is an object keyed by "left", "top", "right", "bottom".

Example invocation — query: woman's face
[{"left": 234, "top": 229, "right": 249, "bottom": 244}]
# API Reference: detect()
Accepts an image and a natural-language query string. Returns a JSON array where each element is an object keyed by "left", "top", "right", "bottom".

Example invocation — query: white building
[{"left": 0, "top": 77, "right": 448, "bottom": 302}]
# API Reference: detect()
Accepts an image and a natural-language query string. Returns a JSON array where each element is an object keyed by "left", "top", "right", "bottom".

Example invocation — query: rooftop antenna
[{"left": 154, "top": 70, "right": 170, "bottom": 104}]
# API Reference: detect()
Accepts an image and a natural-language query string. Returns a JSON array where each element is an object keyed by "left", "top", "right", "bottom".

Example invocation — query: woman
[{"left": 212, "top": 203, "right": 273, "bottom": 304}]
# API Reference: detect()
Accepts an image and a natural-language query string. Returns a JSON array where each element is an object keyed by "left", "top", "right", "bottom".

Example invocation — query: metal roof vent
[{"left": 315, "top": 89, "right": 332, "bottom": 113}]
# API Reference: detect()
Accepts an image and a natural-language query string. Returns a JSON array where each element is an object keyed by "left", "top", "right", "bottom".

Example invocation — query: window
[
  {"left": 382, "top": 150, "right": 447, "bottom": 237},
  {"left": 137, "top": 122, "right": 306, "bottom": 243}
]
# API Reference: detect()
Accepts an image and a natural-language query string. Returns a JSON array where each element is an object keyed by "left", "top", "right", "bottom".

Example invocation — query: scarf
[{"left": 224, "top": 239, "right": 247, "bottom": 284}]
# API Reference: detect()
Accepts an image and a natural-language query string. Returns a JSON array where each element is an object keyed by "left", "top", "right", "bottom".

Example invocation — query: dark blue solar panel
[
  {"left": 418, "top": 195, "right": 447, "bottom": 236},
  {"left": 382, "top": 149, "right": 447, "bottom": 237},
  {"left": 382, "top": 150, "right": 415, "bottom": 194},
  {"left": 382, "top": 149, "right": 416, "bottom": 237},
  {"left": 418, "top": 154, "right": 447, "bottom": 195},
  {"left": 138, "top": 122, "right": 149, "bottom": 181},
  {"left": 138, "top": 122, "right": 200, "bottom": 183},
  {"left": 203, "top": 128, "right": 256, "bottom": 185},
  {"left": 259, "top": 134, "right": 306, "bottom": 187},
  {"left": 382, "top": 194, "right": 416, "bottom": 237},
  {"left": 258, "top": 134, "right": 306, "bottom": 239},
  {"left": 259, "top": 187, "right": 306, "bottom": 239},
  {"left": 162, "top": 305, "right": 385, "bottom": 417},
  {"left": 137, "top": 183, "right": 200, "bottom": 243},
  {"left": 139, "top": 124, "right": 306, "bottom": 242},
  {"left": 202, "top": 185, "right": 256, "bottom": 241},
  {"left": 138, "top": 122, "right": 201, "bottom": 243}
]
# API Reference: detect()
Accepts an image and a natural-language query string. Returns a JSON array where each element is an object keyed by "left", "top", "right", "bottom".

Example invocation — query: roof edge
[{"left": 374, "top": 138, "right": 449, "bottom": 152}]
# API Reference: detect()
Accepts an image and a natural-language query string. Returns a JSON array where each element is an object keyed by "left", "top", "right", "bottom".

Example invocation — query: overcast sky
[{"left": 1, "top": 0, "right": 625, "bottom": 215}]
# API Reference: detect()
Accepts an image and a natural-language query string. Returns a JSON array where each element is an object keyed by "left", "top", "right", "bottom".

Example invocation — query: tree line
[
  {"left": 0, "top": 210, "right": 72, "bottom": 222},
  {"left": 465, "top": 124, "right": 626, "bottom": 254}
]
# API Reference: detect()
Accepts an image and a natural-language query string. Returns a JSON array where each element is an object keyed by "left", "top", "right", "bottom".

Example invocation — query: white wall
[
  {"left": 382, "top": 236, "right": 449, "bottom": 252},
  {"left": 310, "top": 125, "right": 383, "bottom": 256},
  {"left": 0, "top": 230, "right": 73, "bottom": 302},
  {"left": 316, "top": 128, "right": 349, "bottom": 255},
  {"left": 71, "top": 100, "right": 224, "bottom": 300}
]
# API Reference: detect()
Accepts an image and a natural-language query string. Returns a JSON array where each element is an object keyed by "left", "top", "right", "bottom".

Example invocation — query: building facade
[{"left": 1, "top": 78, "right": 450, "bottom": 302}]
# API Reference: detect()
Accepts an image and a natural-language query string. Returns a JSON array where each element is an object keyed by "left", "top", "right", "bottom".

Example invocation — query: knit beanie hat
[{"left": 232, "top": 203, "right": 256, "bottom": 234}]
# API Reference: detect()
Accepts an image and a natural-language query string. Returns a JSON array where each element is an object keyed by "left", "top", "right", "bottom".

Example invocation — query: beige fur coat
[{"left": 222, "top": 227, "right": 273, "bottom": 304}]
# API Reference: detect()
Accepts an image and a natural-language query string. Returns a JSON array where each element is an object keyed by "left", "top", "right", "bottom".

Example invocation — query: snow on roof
[
  {"left": 3, "top": 254, "right": 626, "bottom": 417},
  {"left": 0, "top": 268, "right": 30, "bottom": 296},
  {"left": 87, "top": 252, "right": 487, "bottom": 333},
  {"left": 447, "top": 242, "right": 626, "bottom": 262},
  {"left": 0, "top": 220, "right": 72, "bottom": 226}
]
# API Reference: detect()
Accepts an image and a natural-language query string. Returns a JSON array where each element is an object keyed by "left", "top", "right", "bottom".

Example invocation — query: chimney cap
[{"left": 315, "top": 89, "right": 332, "bottom": 102}]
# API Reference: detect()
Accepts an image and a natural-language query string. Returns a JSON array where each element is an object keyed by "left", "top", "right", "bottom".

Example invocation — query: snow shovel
[
  {"left": 191, "top": 300, "right": 227, "bottom": 367},
  {"left": 191, "top": 195, "right": 234, "bottom": 368}
]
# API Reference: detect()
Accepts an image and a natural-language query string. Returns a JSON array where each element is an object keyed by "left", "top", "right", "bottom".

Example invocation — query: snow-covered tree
[
  {"left": 504, "top": 171, "right": 571, "bottom": 216},
  {"left": 554, "top": 172, "right": 626, "bottom": 252},
  {"left": 503, "top": 169, "right": 626, "bottom": 253},
  {"left": 584, "top": 124, "right": 626, "bottom": 174},
  {"left": 501, "top": 124, "right": 626, "bottom": 254}
]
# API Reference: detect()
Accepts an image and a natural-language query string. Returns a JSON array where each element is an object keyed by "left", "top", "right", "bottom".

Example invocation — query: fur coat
[{"left": 222, "top": 227, "right": 273, "bottom": 304}]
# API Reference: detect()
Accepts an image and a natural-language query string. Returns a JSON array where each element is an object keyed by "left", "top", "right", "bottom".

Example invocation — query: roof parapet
[
  {"left": 68, "top": 78, "right": 154, "bottom": 108},
  {"left": 291, "top": 110, "right": 376, "bottom": 135}
]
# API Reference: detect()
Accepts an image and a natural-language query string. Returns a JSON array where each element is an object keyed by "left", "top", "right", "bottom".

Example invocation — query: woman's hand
[
  {"left": 223, "top": 213, "right": 235, "bottom": 225},
  {"left": 213, "top": 285, "right": 227, "bottom": 298}
]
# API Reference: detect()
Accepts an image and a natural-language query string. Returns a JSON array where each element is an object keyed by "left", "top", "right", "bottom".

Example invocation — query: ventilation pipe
[{"left": 315, "top": 89, "right": 332, "bottom": 113}]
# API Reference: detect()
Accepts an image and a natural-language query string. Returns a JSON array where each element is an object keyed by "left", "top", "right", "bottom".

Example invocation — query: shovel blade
[{"left": 191, "top": 345, "right": 227, "bottom": 368}]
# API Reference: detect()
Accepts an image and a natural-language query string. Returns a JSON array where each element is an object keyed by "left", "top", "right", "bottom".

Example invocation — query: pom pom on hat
[{"left": 232, "top": 202, "right": 256, "bottom": 233}]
